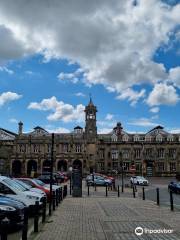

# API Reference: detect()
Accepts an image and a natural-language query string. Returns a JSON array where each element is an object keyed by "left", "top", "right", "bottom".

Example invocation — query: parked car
[
  {"left": 38, "top": 173, "right": 58, "bottom": 184},
  {"left": 17, "top": 178, "right": 51, "bottom": 201},
  {"left": 14, "top": 179, "right": 46, "bottom": 198},
  {"left": 86, "top": 175, "right": 112, "bottom": 186},
  {"left": 130, "top": 176, "right": 149, "bottom": 186},
  {"left": 0, "top": 176, "right": 43, "bottom": 210},
  {"left": 168, "top": 182, "right": 180, "bottom": 194},
  {"left": 0, "top": 195, "right": 25, "bottom": 228}
]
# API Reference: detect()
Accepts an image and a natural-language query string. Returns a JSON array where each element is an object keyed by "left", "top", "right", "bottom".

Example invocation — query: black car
[
  {"left": 0, "top": 195, "right": 25, "bottom": 228},
  {"left": 168, "top": 182, "right": 180, "bottom": 194}
]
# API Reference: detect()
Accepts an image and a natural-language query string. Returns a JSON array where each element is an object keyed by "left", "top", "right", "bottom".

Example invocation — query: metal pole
[
  {"left": 142, "top": 187, "right": 145, "bottom": 200},
  {"left": 106, "top": 185, "right": 108, "bottom": 197},
  {"left": 22, "top": 207, "right": 29, "bottom": 240},
  {"left": 70, "top": 174, "right": 72, "bottom": 195},
  {"left": 118, "top": 185, "right": 120, "bottom": 197},
  {"left": 49, "top": 133, "right": 54, "bottom": 216},
  {"left": 156, "top": 188, "right": 160, "bottom": 205},
  {"left": 170, "top": 190, "right": 174, "bottom": 211},
  {"left": 133, "top": 185, "right": 136, "bottom": 198},
  {"left": 121, "top": 163, "right": 124, "bottom": 193},
  {"left": 34, "top": 201, "right": 39, "bottom": 233}
]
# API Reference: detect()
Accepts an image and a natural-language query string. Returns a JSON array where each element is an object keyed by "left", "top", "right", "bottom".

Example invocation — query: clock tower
[{"left": 84, "top": 97, "right": 97, "bottom": 142}]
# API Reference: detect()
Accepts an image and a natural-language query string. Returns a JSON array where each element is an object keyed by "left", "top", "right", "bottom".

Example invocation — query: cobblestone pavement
[{"left": 32, "top": 182, "right": 180, "bottom": 240}]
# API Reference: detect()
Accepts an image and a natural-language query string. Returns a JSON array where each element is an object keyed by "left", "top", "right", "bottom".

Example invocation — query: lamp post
[
  {"left": 119, "top": 152, "right": 124, "bottom": 193},
  {"left": 69, "top": 166, "right": 73, "bottom": 195},
  {"left": 49, "top": 133, "right": 54, "bottom": 216}
]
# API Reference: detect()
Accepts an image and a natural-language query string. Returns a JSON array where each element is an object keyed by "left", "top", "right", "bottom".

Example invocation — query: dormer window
[
  {"left": 111, "top": 134, "right": 117, "bottom": 142},
  {"left": 156, "top": 134, "right": 163, "bottom": 142},
  {"left": 74, "top": 126, "right": 83, "bottom": 134},
  {"left": 134, "top": 135, "right": 140, "bottom": 142},
  {"left": 122, "top": 135, "right": 129, "bottom": 142},
  {"left": 167, "top": 135, "right": 174, "bottom": 142},
  {"left": 145, "top": 135, "right": 152, "bottom": 142}
]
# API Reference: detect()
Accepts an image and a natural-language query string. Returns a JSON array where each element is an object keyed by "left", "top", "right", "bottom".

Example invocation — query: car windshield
[
  {"left": 33, "top": 179, "right": 45, "bottom": 186},
  {"left": 3, "top": 178, "right": 26, "bottom": 192},
  {"left": 137, "top": 176, "right": 145, "bottom": 180},
  {"left": 14, "top": 179, "right": 31, "bottom": 190}
]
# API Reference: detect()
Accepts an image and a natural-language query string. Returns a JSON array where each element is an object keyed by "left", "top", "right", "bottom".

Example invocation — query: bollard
[
  {"left": 133, "top": 185, "right": 136, "bottom": 198},
  {"left": 53, "top": 191, "right": 56, "bottom": 211},
  {"left": 34, "top": 201, "right": 39, "bottom": 233},
  {"left": 70, "top": 177, "right": 72, "bottom": 195},
  {"left": 88, "top": 184, "right": 90, "bottom": 196},
  {"left": 94, "top": 183, "right": 97, "bottom": 191},
  {"left": 22, "top": 207, "right": 29, "bottom": 240},
  {"left": 106, "top": 185, "right": 108, "bottom": 197},
  {"left": 170, "top": 190, "right": 174, "bottom": 211},
  {"left": 56, "top": 189, "right": 59, "bottom": 207},
  {"left": 42, "top": 197, "right": 46, "bottom": 223},
  {"left": 156, "top": 188, "right": 160, "bottom": 205},
  {"left": 0, "top": 217, "right": 9, "bottom": 240},
  {"left": 58, "top": 188, "right": 61, "bottom": 203},
  {"left": 142, "top": 187, "right": 145, "bottom": 200},
  {"left": 118, "top": 185, "right": 120, "bottom": 197}
]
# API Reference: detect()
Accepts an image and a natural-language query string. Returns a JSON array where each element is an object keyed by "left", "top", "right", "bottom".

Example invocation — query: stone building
[{"left": 0, "top": 98, "right": 180, "bottom": 176}]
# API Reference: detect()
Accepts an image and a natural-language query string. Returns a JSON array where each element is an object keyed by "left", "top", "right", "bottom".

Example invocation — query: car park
[
  {"left": 130, "top": 176, "right": 149, "bottom": 186},
  {"left": 0, "top": 195, "right": 25, "bottom": 228},
  {"left": 168, "top": 181, "right": 180, "bottom": 194},
  {"left": 0, "top": 176, "right": 43, "bottom": 209}
]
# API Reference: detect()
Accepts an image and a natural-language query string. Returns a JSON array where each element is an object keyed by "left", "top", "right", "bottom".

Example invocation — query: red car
[{"left": 16, "top": 178, "right": 51, "bottom": 201}]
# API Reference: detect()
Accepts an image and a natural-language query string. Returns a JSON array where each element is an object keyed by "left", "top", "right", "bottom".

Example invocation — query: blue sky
[{"left": 0, "top": 0, "right": 179, "bottom": 134}]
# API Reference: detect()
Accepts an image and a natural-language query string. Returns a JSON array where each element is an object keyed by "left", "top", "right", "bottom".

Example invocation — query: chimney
[{"left": 18, "top": 121, "right": 23, "bottom": 135}]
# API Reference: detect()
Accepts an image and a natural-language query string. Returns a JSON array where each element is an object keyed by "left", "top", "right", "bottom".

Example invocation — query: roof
[
  {"left": 74, "top": 126, "right": 83, "bottom": 129},
  {"left": 0, "top": 128, "right": 17, "bottom": 136}
]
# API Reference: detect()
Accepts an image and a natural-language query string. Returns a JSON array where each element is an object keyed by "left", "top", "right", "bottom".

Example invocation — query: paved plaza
[{"left": 32, "top": 183, "right": 180, "bottom": 240}]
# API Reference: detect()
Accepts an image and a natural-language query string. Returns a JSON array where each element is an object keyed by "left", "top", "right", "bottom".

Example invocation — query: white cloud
[
  {"left": 98, "top": 128, "right": 113, "bottom": 134},
  {"left": 128, "top": 118, "right": 159, "bottom": 127},
  {"left": 169, "top": 66, "right": 180, "bottom": 88},
  {"left": 150, "top": 107, "right": 160, "bottom": 113},
  {"left": 105, "top": 114, "right": 114, "bottom": 121},
  {"left": 146, "top": 83, "right": 179, "bottom": 106},
  {"left": 169, "top": 128, "right": 180, "bottom": 134},
  {"left": 75, "top": 92, "right": 86, "bottom": 97},
  {"left": 28, "top": 96, "right": 85, "bottom": 123},
  {"left": 58, "top": 68, "right": 83, "bottom": 84},
  {"left": 9, "top": 118, "right": 18, "bottom": 123},
  {"left": 117, "top": 88, "right": 146, "bottom": 106},
  {"left": 0, "top": 66, "right": 13, "bottom": 74},
  {"left": 0, "top": 91, "right": 22, "bottom": 106},
  {"left": 47, "top": 127, "right": 70, "bottom": 133},
  {"left": 0, "top": 0, "right": 179, "bottom": 102}
]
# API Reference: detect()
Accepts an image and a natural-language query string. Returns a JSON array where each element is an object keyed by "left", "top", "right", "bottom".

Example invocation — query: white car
[
  {"left": 14, "top": 179, "right": 46, "bottom": 198},
  {"left": 0, "top": 176, "right": 43, "bottom": 209},
  {"left": 130, "top": 176, "right": 149, "bottom": 186}
]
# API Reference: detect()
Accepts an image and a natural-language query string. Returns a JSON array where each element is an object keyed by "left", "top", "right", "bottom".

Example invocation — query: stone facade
[{"left": 0, "top": 98, "right": 180, "bottom": 176}]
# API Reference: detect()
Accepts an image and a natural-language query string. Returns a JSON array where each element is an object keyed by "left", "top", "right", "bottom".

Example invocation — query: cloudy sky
[{"left": 0, "top": 0, "right": 179, "bottom": 134}]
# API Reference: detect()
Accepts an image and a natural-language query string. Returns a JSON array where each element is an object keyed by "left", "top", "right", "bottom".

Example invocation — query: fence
[{"left": 0, "top": 185, "right": 67, "bottom": 240}]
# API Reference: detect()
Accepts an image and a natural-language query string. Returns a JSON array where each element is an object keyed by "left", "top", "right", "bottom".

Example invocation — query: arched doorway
[
  {"left": 27, "top": 160, "right": 37, "bottom": 175},
  {"left": 42, "top": 160, "right": 51, "bottom": 172},
  {"left": 73, "top": 159, "right": 82, "bottom": 170},
  {"left": 12, "top": 160, "right": 22, "bottom": 176},
  {"left": 57, "top": 160, "right": 67, "bottom": 172}
]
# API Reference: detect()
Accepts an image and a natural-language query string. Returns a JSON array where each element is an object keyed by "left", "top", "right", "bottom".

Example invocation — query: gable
[{"left": 0, "top": 129, "right": 16, "bottom": 140}]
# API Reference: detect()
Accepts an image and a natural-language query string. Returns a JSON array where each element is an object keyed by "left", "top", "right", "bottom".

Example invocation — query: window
[
  {"left": 33, "top": 144, "right": 39, "bottom": 153},
  {"left": 47, "top": 144, "right": 51, "bottom": 153},
  {"left": 156, "top": 134, "right": 163, "bottom": 142},
  {"left": 157, "top": 162, "right": 164, "bottom": 172},
  {"left": 99, "top": 149, "right": 104, "bottom": 159},
  {"left": 75, "top": 144, "right": 81, "bottom": 153},
  {"left": 122, "top": 149, "right": 129, "bottom": 159},
  {"left": 134, "top": 149, "right": 141, "bottom": 158},
  {"left": 111, "top": 134, "right": 117, "bottom": 142},
  {"left": 167, "top": 135, "right": 174, "bottom": 142},
  {"left": 123, "top": 162, "right": 130, "bottom": 171},
  {"left": 145, "top": 135, "right": 152, "bottom": 142},
  {"left": 168, "top": 149, "right": 176, "bottom": 158},
  {"left": 63, "top": 144, "right": 69, "bottom": 153},
  {"left": 145, "top": 148, "right": 153, "bottom": 158},
  {"left": 122, "top": 135, "right": 129, "bottom": 142},
  {"left": 112, "top": 162, "right": 118, "bottom": 170},
  {"left": 134, "top": 135, "right": 140, "bottom": 142},
  {"left": 97, "top": 162, "right": 104, "bottom": 171},
  {"left": 19, "top": 144, "right": 26, "bottom": 153},
  {"left": 169, "top": 162, "right": 176, "bottom": 172},
  {"left": 157, "top": 148, "right": 164, "bottom": 158},
  {"left": 111, "top": 149, "right": 118, "bottom": 160}
]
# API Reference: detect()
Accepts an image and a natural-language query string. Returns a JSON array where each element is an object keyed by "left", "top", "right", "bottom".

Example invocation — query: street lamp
[
  {"left": 119, "top": 152, "right": 124, "bottom": 193},
  {"left": 69, "top": 166, "right": 73, "bottom": 195},
  {"left": 49, "top": 133, "right": 54, "bottom": 216}
]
